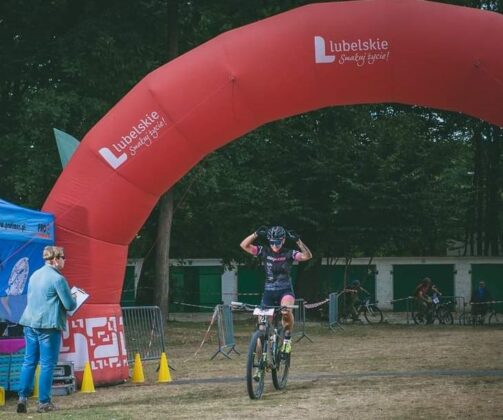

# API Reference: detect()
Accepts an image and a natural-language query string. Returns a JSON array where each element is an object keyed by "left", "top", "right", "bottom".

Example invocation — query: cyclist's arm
[
  {"left": 294, "top": 239, "right": 312, "bottom": 261},
  {"left": 360, "top": 287, "right": 370, "bottom": 295},
  {"left": 432, "top": 285, "right": 442, "bottom": 295},
  {"left": 418, "top": 291, "right": 429, "bottom": 303},
  {"left": 240, "top": 232, "right": 259, "bottom": 256}
]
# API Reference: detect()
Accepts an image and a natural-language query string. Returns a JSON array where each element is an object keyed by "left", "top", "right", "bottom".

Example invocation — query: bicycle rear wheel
[
  {"left": 364, "top": 305, "right": 383, "bottom": 324},
  {"left": 246, "top": 330, "right": 266, "bottom": 400},
  {"left": 412, "top": 310, "right": 427, "bottom": 325},
  {"left": 272, "top": 329, "right": 290, "bottom": 390}
]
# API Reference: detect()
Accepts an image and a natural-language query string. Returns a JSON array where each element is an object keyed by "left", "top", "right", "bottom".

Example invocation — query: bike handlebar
[{"left": 230, "top": 301, "right": 298, "bottom": 311}]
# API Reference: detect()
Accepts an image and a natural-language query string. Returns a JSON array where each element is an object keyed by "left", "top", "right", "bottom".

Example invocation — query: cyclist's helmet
[
  {"left": 267, "top": 226, "right": 286, "bottom": 247},
  {"left": 352, "top": 280, "right": 361, "bottom": 287}
]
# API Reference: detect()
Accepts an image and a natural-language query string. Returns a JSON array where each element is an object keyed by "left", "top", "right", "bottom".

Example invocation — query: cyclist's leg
[
  {"left": 415, "top": 299, "right": 428, "bottom": 322},
  {"left": 280, "top": 292, "right": 295, "bottom": 353},
  {"left": 350, "top": 296, "right": 360, "bottom": 320},
  {"left": 280, "top": 293, "right": 295, "bottom": 334}
]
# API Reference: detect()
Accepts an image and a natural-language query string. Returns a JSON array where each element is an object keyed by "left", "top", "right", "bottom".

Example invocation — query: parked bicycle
[
  {"left": 412, "top": 293, "right": 453, "bottom": 325},
  {"left": 231, "top": 302, "right": 296, "bottom": 400},
  {"left": 459, "top": 302, "right": 500, "bottom": 325},
  {"left": 339, "top": 297, "right": 384, "bottom": 324}
]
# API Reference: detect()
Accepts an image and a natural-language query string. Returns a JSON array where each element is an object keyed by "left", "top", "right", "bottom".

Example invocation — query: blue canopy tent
[{"left": 0, "top": 199, "right": 54, "bottom": 327}]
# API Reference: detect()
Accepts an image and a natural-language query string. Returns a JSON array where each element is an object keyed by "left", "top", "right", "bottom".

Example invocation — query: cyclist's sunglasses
[{"left": 269, "top": 239, "right": 283, "bottom": 247}]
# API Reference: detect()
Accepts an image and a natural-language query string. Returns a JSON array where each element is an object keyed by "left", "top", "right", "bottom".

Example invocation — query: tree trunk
[
  {"left": 154, "top": 190, "right": 174, "bottom": 318},
  {"left": 153, "top": 0, "right": 179, "bottom": 320},
  {"left": 486, "top": 127, "right": 501, "bottom": 255},
  {"left": 473, "top": 126, "right": 484, "bottom": 256}
]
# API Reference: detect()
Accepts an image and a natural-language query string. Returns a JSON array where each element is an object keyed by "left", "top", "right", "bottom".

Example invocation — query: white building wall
[
  {"left": 454, "top": 260, "right": 473, "bottom": 306},
  {"left": 375, "top": 261, "right": 394, "bottom": 310},
  {"left": 175, "top": 257, "right": 503, "bottom": 310}
]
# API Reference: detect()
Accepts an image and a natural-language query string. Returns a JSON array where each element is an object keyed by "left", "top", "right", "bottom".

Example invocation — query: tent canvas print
[{"left": 0, "top": 199, "right": 54, "bottom": 325}]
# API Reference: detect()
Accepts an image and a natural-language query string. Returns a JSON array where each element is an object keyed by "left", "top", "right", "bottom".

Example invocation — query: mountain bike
[
  {"left": 459, "top": 302, "right": 500, "bottom": 325},
  {"left": 339, "top": 297, "right": 384, "bottom": 324},
  {"left": 231, "top": 302, "right": 296, "bottom": 400},
  {"left": 413, "top": 294, "right": 453, "bottom": 325}
]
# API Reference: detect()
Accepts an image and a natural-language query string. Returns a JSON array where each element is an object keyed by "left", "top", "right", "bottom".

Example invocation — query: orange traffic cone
[
  {"left": 132, "top": 353, "right": 145, "bottom": 383},
  {"left": 157, "top": 352, "right": 172, "bottom": 383},
  {"left": 81, "top": 361, "right": 96, "bottom": 393}
]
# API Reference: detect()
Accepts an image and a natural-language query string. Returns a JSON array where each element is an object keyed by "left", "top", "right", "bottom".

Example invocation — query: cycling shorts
[{"left": 261, "top": 287, "right": 295, "bottom": 307}]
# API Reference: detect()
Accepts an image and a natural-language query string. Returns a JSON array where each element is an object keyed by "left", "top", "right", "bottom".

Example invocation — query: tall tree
[{"left": 153, "top": 0, "right": 178, "bottom": 320}]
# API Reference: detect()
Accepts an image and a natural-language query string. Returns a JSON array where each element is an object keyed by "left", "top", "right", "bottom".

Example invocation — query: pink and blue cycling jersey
[{"left": 251, "top": 245, "right": 302, "bottom": 291}]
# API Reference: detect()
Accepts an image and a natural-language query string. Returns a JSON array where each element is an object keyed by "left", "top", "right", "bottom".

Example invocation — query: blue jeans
[{"left": 18, "top": 327, "right": 61, "bottom": 403}]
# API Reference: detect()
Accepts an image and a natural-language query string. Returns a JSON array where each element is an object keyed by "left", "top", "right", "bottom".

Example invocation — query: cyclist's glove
[
  {"left": 287, "top": 229, "right": 300, "bottom": 242},
  {"left": 255, "top": 225, "right": 268, "bottom": 239}
]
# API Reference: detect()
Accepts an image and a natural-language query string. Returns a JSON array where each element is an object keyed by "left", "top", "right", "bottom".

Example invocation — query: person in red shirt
[{"left": 414, "top": 277, "right": 440, "bottom": 323}]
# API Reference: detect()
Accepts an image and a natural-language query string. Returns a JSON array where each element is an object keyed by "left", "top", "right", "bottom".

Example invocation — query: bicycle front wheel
[
  {"left": 364, "top": 305, "right": 383, "bottom": 324},
  {"left": 437, "top": 307, "right": 453, "bottom": 325},
  {"left": 488, "top": 312, "right": 500, "bottom": 325},
  {"left": 272, "top": 330, "right": 290, "bottom": 390},
  {"left": 246, "top": 330, "right": 266, "bottom": 400}
]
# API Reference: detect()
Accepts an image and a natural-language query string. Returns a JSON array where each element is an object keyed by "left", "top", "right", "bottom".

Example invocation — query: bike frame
[
  {"left": 253, "top": 307, "right": 281, "bottom": 370},
  {"left": 232, "top": 302, "right": 295, "bottom": 399}
]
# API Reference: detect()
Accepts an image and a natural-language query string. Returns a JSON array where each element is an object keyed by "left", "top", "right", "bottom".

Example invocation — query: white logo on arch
[
  {"left": 314, "top": 36, "right": 335, "bottom": 63},
  {"left": 99, "top": 147, "right": 127, "bottom": 170}
]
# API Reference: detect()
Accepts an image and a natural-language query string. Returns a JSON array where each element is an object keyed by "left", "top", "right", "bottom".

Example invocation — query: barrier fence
[
  {"left": 210, "top": 304, "right": 239, "bottom": 360},
  {"left": 166, "top": 296, "right": 503, "bottom": 363},
  {"left": 122, "top": 306, "right": 166, "bottom": 364},
  {"left": 328, "top": 292, "right": 344, "bottom": 331},
  {"left": 293, "top": 299, "right": 313, "bottom": 342},
  {"left": 390, "top": 296, "right": 468, "bottom": 325}
]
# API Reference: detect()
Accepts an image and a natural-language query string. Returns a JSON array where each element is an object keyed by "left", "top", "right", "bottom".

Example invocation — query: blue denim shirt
[{"left": 19, "top": 264, "right": 77, "bottom": 331}]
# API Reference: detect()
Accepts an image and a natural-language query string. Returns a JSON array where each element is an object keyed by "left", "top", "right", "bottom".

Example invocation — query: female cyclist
[{"left": 240, "top": 225, "right": 312, "bottom": 353}]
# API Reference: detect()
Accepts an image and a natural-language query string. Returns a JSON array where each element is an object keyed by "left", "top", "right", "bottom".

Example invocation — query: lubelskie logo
[
  {"left": 99, "top": 110, "right": 168, "bottom": 170},
  {"left": 314, "top": 35, "right": 391, "bottom": 67}
]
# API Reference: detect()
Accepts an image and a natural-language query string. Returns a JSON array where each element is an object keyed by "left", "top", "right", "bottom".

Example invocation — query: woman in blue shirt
[{"left": 17, "top": 246, "right": 76, "bottom": 414}]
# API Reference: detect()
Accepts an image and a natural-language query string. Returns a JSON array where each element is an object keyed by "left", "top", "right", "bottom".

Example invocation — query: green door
[
  {"left": 169, "top": 267, "right": 185, "bottom": 312},
  {"left": 237, "top": 267, "right": 264, "bottom": 305},
  {"left": 471, "top": 264, "right": 503, "bottom": 312},
  {"left": 198, "top": 266, "right": 223, "bottom": 309},
  {"left": 392, "top": 264, "right": 454, "bottom": 311}
]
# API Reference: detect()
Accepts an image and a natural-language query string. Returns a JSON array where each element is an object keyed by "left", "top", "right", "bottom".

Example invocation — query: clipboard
[{"left": 68, "top": 286, "right": 90, "bottom": 316}]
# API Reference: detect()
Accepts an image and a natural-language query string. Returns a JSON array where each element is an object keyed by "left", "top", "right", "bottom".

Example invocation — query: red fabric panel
[
  {"left": 60, "top": 304, "right": 128, "bottom": 386},
  {"left": 55, "top": 226, "right": 127, "bottom": 304},
  {"left": 42, "top": 0, "right": 503, "bottom": 384}
]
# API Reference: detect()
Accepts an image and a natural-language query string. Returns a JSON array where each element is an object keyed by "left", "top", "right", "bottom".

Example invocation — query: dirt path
[{"left": 1, "top": 323, "right": 502, "bottom": 419}]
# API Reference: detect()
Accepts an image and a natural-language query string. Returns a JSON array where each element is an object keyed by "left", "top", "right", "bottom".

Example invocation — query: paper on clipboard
[{"left": 68, "top": 286, "right": 90, "bottom": 316}]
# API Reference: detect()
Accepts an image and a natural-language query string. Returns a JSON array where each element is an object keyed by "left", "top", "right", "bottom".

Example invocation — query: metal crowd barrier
[
  {"left": 390, "top": 296, "right": 415, "bottom": 325},
  {"left": 293, "top": 299, "right": 313, "bottom": 343},
  {"left": 391, "top": 295, "right": 466, "bottom": 325},
  {"left": 328, "top": 292, "right": 344, "bottom": 331},
  {"left": 122, "top": 306, "right": 166, "bottom": 364},
  {"left": 210, "top": 304, "right": 239, "bottom": 360}
]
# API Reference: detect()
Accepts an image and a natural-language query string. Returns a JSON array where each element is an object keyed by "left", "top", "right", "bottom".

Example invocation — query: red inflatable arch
[{"left": 43, "top": 0, "right": 503, "bottom": 383}]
